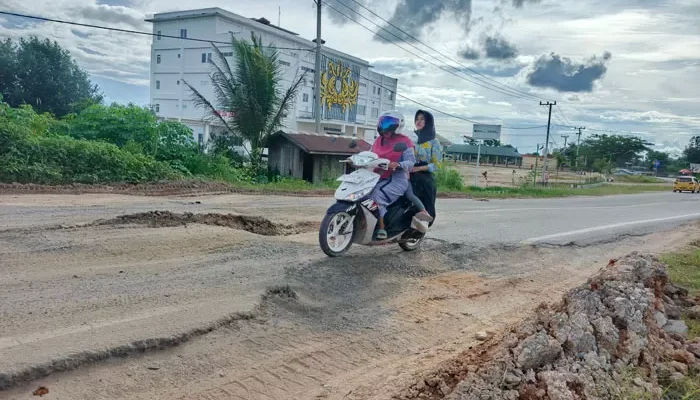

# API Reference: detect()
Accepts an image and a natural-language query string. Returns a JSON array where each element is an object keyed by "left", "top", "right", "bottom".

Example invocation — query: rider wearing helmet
[{"left": 370, "top": 111, "right": 416, "bottom": 239}]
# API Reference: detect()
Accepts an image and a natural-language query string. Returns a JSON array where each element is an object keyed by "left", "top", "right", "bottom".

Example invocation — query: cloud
[
  {"left": 459, "top": 46, "right": 481, "bottom": 60},
  {"left": 326, "top": 0, "right": 368, "bottom": 26},
  {"left": 373, "top": 0, "right": 472, "bottom": 43},
  {"left": 526, "top": 51, "right": 612, "bottom": 92},
  {"left": 70, "top": 4, "right": 147, "bottom": 30},
  {"left": 483, "top": 35, "right": 518, "bottom": 59},
  {"left": 508, "top": 0, "right": 541, "bottom": 8}
]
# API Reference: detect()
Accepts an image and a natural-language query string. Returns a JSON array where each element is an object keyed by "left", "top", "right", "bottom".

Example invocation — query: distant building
[
  {"left": 446, "top": 144, "right": 522, "bottom": 166},
  {"left": 267, "top": 131, "right": 371, "bottom": 184},
  {"left": 146, "top": 8, "right": 398, "bottom": 148}
]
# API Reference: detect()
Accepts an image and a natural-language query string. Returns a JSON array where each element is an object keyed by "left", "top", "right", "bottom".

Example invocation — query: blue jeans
[{"left": 404, "top": 184, "right": 425, "bottom": 211}]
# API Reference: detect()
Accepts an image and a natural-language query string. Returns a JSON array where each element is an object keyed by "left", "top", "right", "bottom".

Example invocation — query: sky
[{"left": 1, "top": 0, "right": 699, "bottom": 156}]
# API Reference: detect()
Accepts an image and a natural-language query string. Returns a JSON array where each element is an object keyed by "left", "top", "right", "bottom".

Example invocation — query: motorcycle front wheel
[{"left": 319, "top": 212, "right": 355, "bottom": 257}]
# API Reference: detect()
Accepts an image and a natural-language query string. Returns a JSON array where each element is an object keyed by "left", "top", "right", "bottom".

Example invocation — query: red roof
[{"left": 272, "top": 131, "right": 371, "bottom": 155}]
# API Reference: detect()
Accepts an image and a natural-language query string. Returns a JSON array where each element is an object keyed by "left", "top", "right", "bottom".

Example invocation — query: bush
[
  {"left": 0, "top": 122, "right": 177, "bottom": 184},
  {"left": 435, "top": 166, "right": 465, "bottom": 191}
]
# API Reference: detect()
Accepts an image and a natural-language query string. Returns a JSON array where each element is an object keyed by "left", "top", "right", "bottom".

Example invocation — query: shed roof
[
  {"left": 446, "top": 144, "right": 522, "bottom": 158},
  {"left": 271, "top": 131, "right": 371, "bottom": 155}
]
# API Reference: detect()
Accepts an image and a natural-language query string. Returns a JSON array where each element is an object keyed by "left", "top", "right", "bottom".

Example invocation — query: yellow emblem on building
[{"left": 320, "top": 60, "right": 359, "bottom": 112}]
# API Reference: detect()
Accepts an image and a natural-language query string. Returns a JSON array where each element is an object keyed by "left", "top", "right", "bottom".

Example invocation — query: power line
[
  {"left": 342, "top": 0, "right": 550, "bottom": 103},
  {"left": 365, "top": 75, "right": 547, "bottom": 129},
  {"left": 0, "top": 11, "right": 315, "bottom": 51},
  {"left": 324, "top": 1, "right": 542, "bottom": 102}
]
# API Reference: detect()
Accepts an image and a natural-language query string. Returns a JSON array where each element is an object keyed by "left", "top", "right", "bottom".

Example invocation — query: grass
[
  {"left": 616, "top": 175, "right": 665, "bottom": 184},
  {"left": 446, "top": 183, "right": 670, "bottom": 199}
]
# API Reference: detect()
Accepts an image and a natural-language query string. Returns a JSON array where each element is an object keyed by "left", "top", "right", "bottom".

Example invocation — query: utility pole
[
  {"left": 561, "top": 135, "right": 569, "bottom": 149},
  {"left": 314, "top": 0, "right": 322, "bottom": 134},
  {"left": 574, "top": 126, "right": 585, "bottom": 168},
  {"left": 540, "top": 101, "right": 556, "bottom": 185}
]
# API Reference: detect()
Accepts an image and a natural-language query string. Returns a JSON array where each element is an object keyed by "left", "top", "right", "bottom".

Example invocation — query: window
[
  {"left": 279, "top": 60, "right": 291, "bottom": 67},
  {"left": 155, "top": 80, "right": 160, "bottom": 89},
  {"left": 155, "top": 104, "right": 160, "bottom": 112},
  {"left": 372, "top": 86, "right": 376, "bottom": 95},
  {"left": 389, "top": 92, "right": 394, "bottom": 100},
  {"left": 201, "top": 53, "right": 207, "bottom": 63},
  {"left": 176, "top": 80, "right": 180, "bottom": 85},
  {"left": 290, "top": 52, "right": 298, "bottom": 58},
  {"left": 377, "top": 88, "right": 381, "bottom": 95},
  {"left": 360, "top": 83, "right": 367, "bottom": 87},
  {"left": 198, "top": 134, "right": 204, "bottom": 144},
  {"left": 371, "top": 108, "right": 379, "bottom": 118},
  {"left": 207, "top": 53, "right": 212, "bottom": 63},
  {"left": 222, "top": 52, "right": 233, "bottom": 57},
  {"left": 301, "top": 66, "right": 315, "bottom": 73},
  {"left": 182, "top": 104, "right": 188, "bottom": 110},
  {"left": 302, "top": 93, "right": 309, "bottom": 103},
  {"left": 357, "top": 105, "right": 366, "bottom": 115},
  {"left": 177, "top": 53, "right": 181, "bottom": 58},
  {"left": 180, "top": 29, "right": 187, "bottom": 39},
  {"left": 157, "top": 30, "right": 162, "bottom": 40},
  {"left": 156, "top": 54, "right": 161, "bottom": 64}
]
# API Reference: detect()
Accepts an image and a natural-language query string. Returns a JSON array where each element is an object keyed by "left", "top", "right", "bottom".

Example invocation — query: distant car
[{"left": 673, "top": 176, "right": 699, "bottom": 193}]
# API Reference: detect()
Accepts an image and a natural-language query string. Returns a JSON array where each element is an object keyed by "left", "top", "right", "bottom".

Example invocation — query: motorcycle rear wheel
[
  {"left": 399, "top": 231, "right": 424, "bottom": 252},
  {"left": 319, "top": 212, "right": 355, "bottom": 257}
]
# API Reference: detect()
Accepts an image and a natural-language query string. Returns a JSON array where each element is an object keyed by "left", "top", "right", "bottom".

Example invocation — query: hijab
[{"left": 414, "top": 110, "right": 436, "bottom": 145}]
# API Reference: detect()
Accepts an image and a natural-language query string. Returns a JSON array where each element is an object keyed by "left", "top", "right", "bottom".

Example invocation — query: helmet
[{"left": 377, "top": 111, "right": 405, "bottom": 136}]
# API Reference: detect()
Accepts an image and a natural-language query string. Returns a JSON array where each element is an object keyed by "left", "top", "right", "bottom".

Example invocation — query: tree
[
  {"left": 683, "top": 136, "right": 700, "bottom": 164},
  {"left": 0, "top": 37, "right": 102, "bottom": 117},
  {"left": 577, "top": 134, "right": 652, "bottom": 169},
  {"left": 185, "top": 33, "right": 304, "bottom": 177},
  {"left": 483, "top": 139, "right": 501, "bottom": 147}
]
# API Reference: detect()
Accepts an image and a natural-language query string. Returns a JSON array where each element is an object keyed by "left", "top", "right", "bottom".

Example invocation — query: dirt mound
[
  {"left": 99, "top": 211, "right": 317, "bottom": 236},
  {"left": 397, "top": 253, "right": 700, "bottom": 400}
]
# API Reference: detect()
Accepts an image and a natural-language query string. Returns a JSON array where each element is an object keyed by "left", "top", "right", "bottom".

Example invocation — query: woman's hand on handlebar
[{"left": 389, "top": 162, "right": 401, "bottom": 170}]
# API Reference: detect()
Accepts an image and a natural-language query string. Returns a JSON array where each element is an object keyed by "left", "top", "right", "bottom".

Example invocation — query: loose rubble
[{"left": 397, "top": 253, "right": 700, "bottom": 400}]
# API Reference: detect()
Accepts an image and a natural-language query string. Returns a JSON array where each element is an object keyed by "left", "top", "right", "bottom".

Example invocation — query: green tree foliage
[
  {"left": 575, "top": 134, "right": 653, "bottom": 171},
  {"left": 0, "top": 37, "right": 102, "bottom": 117},
  {"left": 684, "top": 136, "right": 700, "bottom": 164},
  {"left": 185, "top": 33, "right": 305, "bottom": 178}
]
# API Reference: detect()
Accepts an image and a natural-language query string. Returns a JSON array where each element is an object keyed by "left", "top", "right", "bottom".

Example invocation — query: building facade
[{"left": 146, "top": 8, "right": 398, "bottom": 147}]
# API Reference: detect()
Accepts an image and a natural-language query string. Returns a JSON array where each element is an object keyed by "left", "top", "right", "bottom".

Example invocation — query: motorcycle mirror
[
  {"left": 393, "top": 142, "right": 408, "bottom": 152},
  {"left": 349, "top": 140, "right": 357, "bottom": 149}
]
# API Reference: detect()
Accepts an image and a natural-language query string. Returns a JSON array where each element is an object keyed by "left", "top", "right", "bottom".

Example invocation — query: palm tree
[{"left": 185, "top": 33, "right": 305, "bottom": 176}]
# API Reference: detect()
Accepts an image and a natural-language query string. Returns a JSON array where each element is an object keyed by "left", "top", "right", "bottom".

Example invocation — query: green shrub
[{"left": 435, "top": 166, "right": 465, "bottom": 191}]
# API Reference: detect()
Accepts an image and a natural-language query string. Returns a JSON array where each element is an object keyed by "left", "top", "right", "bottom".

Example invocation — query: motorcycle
[{"left": 318, "top": 142, "right": 428, "bottom": 257}]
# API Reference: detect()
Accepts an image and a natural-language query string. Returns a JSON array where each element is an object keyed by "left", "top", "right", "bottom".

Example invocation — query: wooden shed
[{"left": 267, "top": 131, "right": 372, "bottom": 184}]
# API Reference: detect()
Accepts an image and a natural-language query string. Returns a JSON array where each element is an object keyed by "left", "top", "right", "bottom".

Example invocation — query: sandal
[{"left": 376, "top": 229, "right": 388, "bottom": 240}]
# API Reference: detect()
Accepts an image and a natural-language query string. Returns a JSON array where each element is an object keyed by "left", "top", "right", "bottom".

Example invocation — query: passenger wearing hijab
[{"left": 410, "top": 110, "right": 443, "bottom": 225}]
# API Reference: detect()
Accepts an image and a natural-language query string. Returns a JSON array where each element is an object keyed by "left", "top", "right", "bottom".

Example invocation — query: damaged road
[{"left": 0, "top": 192, "right": 699, "bottom": 399}]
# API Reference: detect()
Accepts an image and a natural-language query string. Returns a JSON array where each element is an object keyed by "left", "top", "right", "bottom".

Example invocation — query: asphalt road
[{"left": 0, "top": 191, "right": 699, "bottom": 395}]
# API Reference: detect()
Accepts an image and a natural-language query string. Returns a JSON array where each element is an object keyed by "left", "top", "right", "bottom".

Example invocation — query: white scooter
[{"left": 318, "top": 142, "right": 428, "bottom": 257}]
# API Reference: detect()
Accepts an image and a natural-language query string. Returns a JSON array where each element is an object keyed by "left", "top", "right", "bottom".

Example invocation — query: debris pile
[{"left": 399, "top": 253, "right": 700, "bottom": 400}]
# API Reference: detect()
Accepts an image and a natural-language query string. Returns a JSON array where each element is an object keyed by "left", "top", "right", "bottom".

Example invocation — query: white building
[{"left": 146, "top": 8, "right": 398, "bottom": 146}]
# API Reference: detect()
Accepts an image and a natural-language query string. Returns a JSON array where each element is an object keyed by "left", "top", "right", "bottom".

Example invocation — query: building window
[
  {"left": 155, "top": 104, "right": 160, "bottom": 112},
  {"left": 290, "top": 52, "right": 298, "bottom": 58},
  {"left": 301, "top": 66, "right": 315, "bottom": 73},
  {"left": 377, "top": 88, "right": 381, "bottom": 95},
  {"left": 176, "top": 80, "right": 180, "bottom": 85},
  {"left": 372, "top": 86, "right": 376, "bottom": 95},
  {"left": 157, "top": 30, "right": 162, "bottom": 40},
  {"left": 371, "top": 108, "right": 379, "bottom": 118},
  {"left": 357, "top": 105, "right": 366, "bottom": 115},
  {"left": 302, "top": 93, "right": 309, "bottom": 103},
  {"left": 222, "top": 52, "right": 233, "bottom": 57},
  {"left": 389, "top": 92, "right": 394, "bottom": 100},
  {"left": 279, "top": 60, "right": 291, "bottom": 67},
  {"left": 156, "top": 54, "right": 161, "bottom": 64},
  {"left": 360, "top": 83, "right": 367, "bottom": 87},
  {"left": 198, "top": 134, "right": 204, "bottom": 144},
  {"left": 155, "top": 80, "right": 160, "bottom": 89},
  {"left": 182, "top": 104, "right": 188, "bottom": 109},
  {"left": 207, "top": 53, "right": 212, "bottom": 63},
  {"left": 201, "top": 53, "right": 206, "bottom": 63},
  {"left": 180, "top": 29, "right": 187, "bottom": 39},
  {"left": 177, "top": 53, "right": 181, "bottom": 58}
]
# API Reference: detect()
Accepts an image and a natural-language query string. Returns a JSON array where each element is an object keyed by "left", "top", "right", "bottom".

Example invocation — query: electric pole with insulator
[
  {"left": 314, "top": 0, "right": 323, "bottom": 134},
  {"left": 540, "top": 101, "right": 556, "bottom": 184},
  {"left": 574, "top": 126, "right": 585, "bottom": 168}
]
